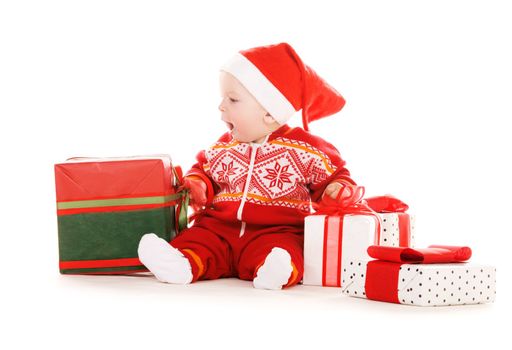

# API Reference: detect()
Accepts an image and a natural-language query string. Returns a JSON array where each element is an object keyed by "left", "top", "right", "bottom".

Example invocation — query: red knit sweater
[{"left": 186, "top": 124, "right": 355, "bottom": 227}]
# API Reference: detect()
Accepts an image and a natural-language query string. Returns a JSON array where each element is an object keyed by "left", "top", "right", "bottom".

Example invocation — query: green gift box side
[{"left": 58, "top": 207, "right": 176, "bottom": 274}]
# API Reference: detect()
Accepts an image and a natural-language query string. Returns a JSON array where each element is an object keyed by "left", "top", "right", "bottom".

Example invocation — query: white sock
[
  {"left": 137, "top": 233, "right": 193, "bottom": 284},
  {"left": 253, "top": 247, "right": 294, "bottom": 290}
]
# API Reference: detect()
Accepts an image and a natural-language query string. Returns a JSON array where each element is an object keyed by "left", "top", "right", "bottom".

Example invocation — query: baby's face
[{"left": 218, "top": 71, "right": 273, "bottom": 143}]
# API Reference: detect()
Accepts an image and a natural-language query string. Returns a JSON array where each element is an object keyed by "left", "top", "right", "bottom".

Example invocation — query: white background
[{"left": 1, "top": 0, "right": 510, "bottom": 348}]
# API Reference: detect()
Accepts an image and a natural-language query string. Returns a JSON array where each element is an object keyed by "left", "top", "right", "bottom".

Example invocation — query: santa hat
[{"left": 220, "top": 42, "right": 345, "bottom": 131}]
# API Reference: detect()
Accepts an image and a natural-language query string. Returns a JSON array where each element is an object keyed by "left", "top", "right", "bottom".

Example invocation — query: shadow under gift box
[{"left": 54, "top": 155, "right": 180, "bottom": 274}]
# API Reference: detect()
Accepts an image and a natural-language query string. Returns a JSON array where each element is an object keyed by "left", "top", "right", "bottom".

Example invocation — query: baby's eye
[{"left": 229, "top": 98, "right": 238, "bottom": 103}]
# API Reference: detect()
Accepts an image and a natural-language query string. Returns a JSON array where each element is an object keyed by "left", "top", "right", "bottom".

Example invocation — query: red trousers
[{"left": 170, "top": 215, "right": 304, "bottom": 287}]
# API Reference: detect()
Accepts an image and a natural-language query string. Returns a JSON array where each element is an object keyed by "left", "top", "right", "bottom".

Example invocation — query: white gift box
[
  {"left": 342, "top": 259, "right": 496, "bottom": 306},
  {"left": 303, "top": 214, "right": 378, "bottom": 287}
]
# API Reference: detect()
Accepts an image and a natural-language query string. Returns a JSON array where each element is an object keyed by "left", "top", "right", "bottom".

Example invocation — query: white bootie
[
  {"left": 137, "top": 233, "right": 193, "bottom": 284},
  {"left": 253, "top": 247, "right": 293, "bottom": 290}
]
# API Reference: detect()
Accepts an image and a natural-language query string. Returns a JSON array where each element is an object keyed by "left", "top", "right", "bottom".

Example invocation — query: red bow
[
  {"left": 312, "top": 185, "right": 372, "bottom": 216},
  {"left": 311, "top": 185, "right": 382, "bottom": 240},
  {"left": 364, "top": 195, "right": 409, "bottom": 213},
  {"left": 367, "top": 245, "right": 472, "bottom": 264}
]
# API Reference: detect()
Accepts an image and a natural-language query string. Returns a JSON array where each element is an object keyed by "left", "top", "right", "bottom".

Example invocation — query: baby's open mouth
[{"left": 225, "top": 122, "right": 234, "bottom": 130}]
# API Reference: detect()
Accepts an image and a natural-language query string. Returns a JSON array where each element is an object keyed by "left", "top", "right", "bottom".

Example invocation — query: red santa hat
[{"left": 220, "top": 42, "right": 345, "bottom": 131}]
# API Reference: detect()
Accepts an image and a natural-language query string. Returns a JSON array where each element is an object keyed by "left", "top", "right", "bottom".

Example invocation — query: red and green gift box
[{"left": 55, "top": 155, "right": 185, "bottom": 274}]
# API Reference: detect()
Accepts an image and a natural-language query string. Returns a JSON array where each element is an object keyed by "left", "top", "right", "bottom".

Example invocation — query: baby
[{"left": 138, "top": 42, "right": 357, "bottom": 290}]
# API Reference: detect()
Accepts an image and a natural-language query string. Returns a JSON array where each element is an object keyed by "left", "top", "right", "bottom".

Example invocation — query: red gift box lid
[{"left": 55, "top": 155, "right": 174, "bottom": 202}]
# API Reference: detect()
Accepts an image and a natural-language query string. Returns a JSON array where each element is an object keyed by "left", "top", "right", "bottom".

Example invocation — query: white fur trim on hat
[{"left": 221, "top": 53, "right": 296, "bottom": 124}]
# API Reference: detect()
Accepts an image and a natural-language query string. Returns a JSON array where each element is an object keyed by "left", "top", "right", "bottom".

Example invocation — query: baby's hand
[
  {"left": 323, "top": 182, "right": 344, "bottom": 199},
  {"left": 322, "top": 181, "right": 364, "bottom": 207},
  {"left": 183, "top": 176, "right": 207, "bottom": 212}
]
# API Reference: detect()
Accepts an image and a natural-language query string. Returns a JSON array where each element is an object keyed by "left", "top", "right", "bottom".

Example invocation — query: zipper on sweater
[{"left": 237, "top": 135, "right": 269, "bottom": 237}]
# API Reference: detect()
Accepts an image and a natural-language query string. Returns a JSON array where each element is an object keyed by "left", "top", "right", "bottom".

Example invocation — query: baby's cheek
[{"left": 236, "top": 119, "right": 253, "bottom": 132}]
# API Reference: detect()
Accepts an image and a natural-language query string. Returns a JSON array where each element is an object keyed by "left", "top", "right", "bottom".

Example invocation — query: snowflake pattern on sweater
[
  {"left": 204, "top": 136, "right": 337, "bottom": 208},
  {"left": 186, "top": 125, "right": 355, "bottom": 226}
]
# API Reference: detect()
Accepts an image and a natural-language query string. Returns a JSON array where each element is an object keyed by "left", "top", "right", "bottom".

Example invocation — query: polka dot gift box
[
  {"left": 341, "top": 245, "right": 496, "bottom": 306},
  {"left": 365, "top": 195, "right": 415, "bottom": 248},
  {"left": 378, "top": 213, "right": 415, "bottom": 247}
]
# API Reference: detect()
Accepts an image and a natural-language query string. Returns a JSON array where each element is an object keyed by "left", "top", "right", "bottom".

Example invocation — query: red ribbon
[
  {"left": 364, "top": 195, "right": 409, "bottom": 213},
  {"left": 397, "top": 212, "right": 411, "bottom": 247},
  {"left": 321, "top": 215, "right": 344, "bottom": 287},
  {"left": 59, "top": 257, "right": 144, "bottom": 270},
  {"left": 311, "top": 185, "right": 381, "bottom": 243},
  {"left": 365, "top": 261, "right": 401, "bottom": 303},
  {"left": 367, "top": 245, "right": 472, "bottom": 264},
  {"left": 309, "top": 185, "right": 382, "bottom": 287}
]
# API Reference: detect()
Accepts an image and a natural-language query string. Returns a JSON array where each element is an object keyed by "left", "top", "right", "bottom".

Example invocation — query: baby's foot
[
  {"left": 253, "top": 247, "right": 293, "bottom": 290},
  {"left": 138, "top": 233, "right": 192, "bottom": 284}
]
